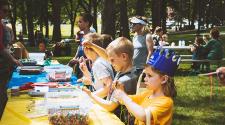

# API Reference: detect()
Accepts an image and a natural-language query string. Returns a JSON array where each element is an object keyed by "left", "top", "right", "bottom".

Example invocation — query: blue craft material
[{"left": 7, "top": 69, "right": 78, "bottom": 88}]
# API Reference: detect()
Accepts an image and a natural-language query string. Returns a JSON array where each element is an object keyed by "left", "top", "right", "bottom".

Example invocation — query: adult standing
[
  {"left": 0, "top": 0, "right": 21, "bottom": 119},
  {"left": 68, "top": 13, "right": 95, "bottom": 78},
  {"left": 130, "top": 16, "right": 154, "bottom": 76}
]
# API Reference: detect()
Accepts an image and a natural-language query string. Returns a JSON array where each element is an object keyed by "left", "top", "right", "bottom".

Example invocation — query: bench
[
  {"left": 180, "top": 54, "right": 225, "bottom": 63},
  {"left": 180, "top": 55, "right": 225, "bottom": 70}
]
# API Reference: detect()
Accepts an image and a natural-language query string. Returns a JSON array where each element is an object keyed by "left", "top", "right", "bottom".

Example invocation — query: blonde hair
[
  {"left": 101, "top": 34, "right": 113, "bottom": 49},
  {"left": 151, "top": 67, "right": 177, "bottom": 98},
  {"left": 84, "top": 33, "right": 112, "bottom": 49},
  {"left": 106, "top": 37, "right": 134, "bottom": 60}
]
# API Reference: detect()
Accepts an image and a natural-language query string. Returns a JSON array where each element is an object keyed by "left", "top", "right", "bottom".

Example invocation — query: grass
[
  {"left": 173, "top": 65, "right": 225, "bottom": 125},
  {"left": 25, "top": 26, "right": 225, "bottom": 125}
]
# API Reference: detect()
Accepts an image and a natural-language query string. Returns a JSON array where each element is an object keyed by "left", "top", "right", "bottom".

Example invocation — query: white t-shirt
[{"left": 92, "top": 57, "right": 114, "bottom": 90}]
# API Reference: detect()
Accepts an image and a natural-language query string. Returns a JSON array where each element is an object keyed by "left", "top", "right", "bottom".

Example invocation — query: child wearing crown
[{"left": 112, "top": 48, "right": 180, "bottom": 125}]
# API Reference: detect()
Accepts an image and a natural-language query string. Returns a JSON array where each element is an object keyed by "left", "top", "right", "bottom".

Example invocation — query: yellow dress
[{"left": 129, "top": 91, "right": 173, "bottom": 125}]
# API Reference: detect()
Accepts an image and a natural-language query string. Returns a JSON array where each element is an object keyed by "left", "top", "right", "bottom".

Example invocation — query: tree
[
  {"left": 152, "top": 0, "right": 165, "bottom": 31},
  {"left": 119, "top": 0, "right": 130, "bottom": 39},
  {"left": 101, "top": 0, "right": 116, "bottom": 38},
  {"left": 135, "top": 0, "right": 147, "bottom": 16},
  {"left": 52, "top": 0, "right": 62, "bottom": 42},
  {"left": 64, "top": 0, "right": 79, "bottom": 38},
  {"left": 20, "top": 0, "right": 27, "bottom": 35},
  {"left": 26, "top": 0, "right": 35, "bottom": 46},
  {"left": 91, "top": 0, "right": 98, "bottom": 32},
  {"left": 161, "top": 0, "right": 167, "bottom": 33},
  {"left": 78, "top": 0, "right": 98, "bottom": 32},
  {"left": 8, "top": 0, "right": 17, "bottom": 40},
  {"left": 43, "top": 0, "right": 49, "bottom": 38}
]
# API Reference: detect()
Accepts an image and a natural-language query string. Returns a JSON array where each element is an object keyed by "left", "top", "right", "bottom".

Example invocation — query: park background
[{"left": 4, "top": 0, "right": 225, "bottom": 124}]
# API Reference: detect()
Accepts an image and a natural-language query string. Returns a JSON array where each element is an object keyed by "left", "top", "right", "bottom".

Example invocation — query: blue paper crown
[{"left": 147, "top": 47, "right": 181, "bottom": 76}]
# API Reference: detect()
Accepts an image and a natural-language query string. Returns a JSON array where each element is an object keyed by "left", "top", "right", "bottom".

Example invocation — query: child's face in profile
[
  {"left": 107, "top": 51, "right": 127, "bottom": 72},
  {"left": 39, "top": 43, "right": 46, "bottom": 52},
  {"left": 143, "top": 66, "right": 164, "bottom": 91}
]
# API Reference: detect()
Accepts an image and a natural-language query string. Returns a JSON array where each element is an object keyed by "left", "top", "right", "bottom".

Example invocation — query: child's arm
[
  {"left": 146, "top": 33, "right": 154, "bottom": 61},
  {"left": 82, "top": 87, "right": 119, "bottom": 111},
  {"left": 83, "top": 41, "right": 108, "bottom": 61},
  {"left": 77, "top": 58, "right": 93, "bottom": 85},
  {"left": 0, "top": 49, "right": 22, "bottom": 66},
  {"left": 93, "top": 76, "right": 113, "bottom": 98},
  {"left": 74, "top": 46, "right": 80, "bottom": 59},
  {"left": 113, "top": 89, "right": 147, "bottom": 122},
  {"left": 190, "top": 44, "right": 196, "bottom": 52}
]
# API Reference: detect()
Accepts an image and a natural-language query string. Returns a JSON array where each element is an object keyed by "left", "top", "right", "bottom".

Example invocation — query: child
[
  {"left": 190, "top": 36, "right": 206, "bottom": 72},
  {"left": 159, "top": 34, "right": 169, "bottom": 46},
  {"left": 112, "top": 48, "right": 180, "bottom": 125},
  {"left": 152, "top": 26, "right": 163, "bottom": 46},
  {"left": 82, "top": 37, "right": 138, "bottom": 124},
  {"left": 78, "top": 33, "right": 114, "bottom": 96},
  {"left": 129, "top": 16, "right": 154, "bottom": 77},
  {"left": 38, "top": 42, "right": 53, "bottom": 60}
]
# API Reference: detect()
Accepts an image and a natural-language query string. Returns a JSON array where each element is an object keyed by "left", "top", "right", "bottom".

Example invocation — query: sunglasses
[{"left": 130, "top": 23, "right": 140, "bottom": 27}]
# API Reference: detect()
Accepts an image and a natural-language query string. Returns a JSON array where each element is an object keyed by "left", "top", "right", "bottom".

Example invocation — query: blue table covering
[{"left": 7, "top": 68, "right": 78, "bottom": 88}]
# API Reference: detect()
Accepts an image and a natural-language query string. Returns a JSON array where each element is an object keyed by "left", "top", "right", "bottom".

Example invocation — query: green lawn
[
  {"left": 169, "top": 28, "right": 225, "bottom": 124},
  {"left": 25, "top": 27, "right": 225, "bottom": 125},
  {"left": 173, "top": 64, "right": 225, "bottom": 125}
]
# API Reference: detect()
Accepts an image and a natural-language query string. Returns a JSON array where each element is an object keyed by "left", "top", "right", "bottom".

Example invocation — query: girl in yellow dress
[{"left": 112, "top": 48, "right": 180, "bottom": 125}]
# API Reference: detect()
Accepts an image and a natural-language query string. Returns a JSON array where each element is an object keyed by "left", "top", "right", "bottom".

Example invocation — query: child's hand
[
  {"left": 79, "top": 60, "right": 88, "bottom": 73},
  {"left": 77, "top": 76, "right": 92, "bottom": 85},
  {"left": 113, "top": 89, "right": 127, "bottom": 104},
  {"left": 112, "top": 81, "right": 124, "bottom": 90},
  {"left": 13, "top": 59, "right": 22, "bottom": 66},
  {"left": 82, "top": 86, "right": 92, "bottom": 96}
]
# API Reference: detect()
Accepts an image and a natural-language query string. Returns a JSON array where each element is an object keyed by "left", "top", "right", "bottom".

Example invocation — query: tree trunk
[
  {"left": 119, "top": 0, "right": 130, "bottom": 39},
  {"left": 101, "top": 0, "right": 116, "bottom": 38},
  {"left": 44, "top": 0, "right": 49, "bottom": 38},
  {"left": 188, "top": 0, "right": 191, "bottom": 26},
  {"left": 205, "top": 0, "right": 212, "bottom": 28},
  {"left": 20, "top": 1, "right": 27, "bottom": 35},
  {"left": 135, "top": 0, "right": 147, "bottom": 16},
  {"left": 26, "top": 0, "right": 35, "bottom": 46},
  {"left": 92, "top": 0, "right": 98, "bottom": 32},
  {"left": 197, "top": 0, "right": 201, "bottom": 35},
  {"left": 161, "top": 0, "right": 167, "bottom": 33},
  {"left": 152, "top": 0, "right": 162, "bottom": 30},
  {"left": 52, "top": 0, "right": 62, "bottom": 42},
  {"left": 9, "top": 0, "right": 17, "bottom": 41},
  {"left": 191, "top": 0, "right": 197, "bottom": 27},
  {"left": 70, "top": 19, "right": 75, "bottom": 38}
]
